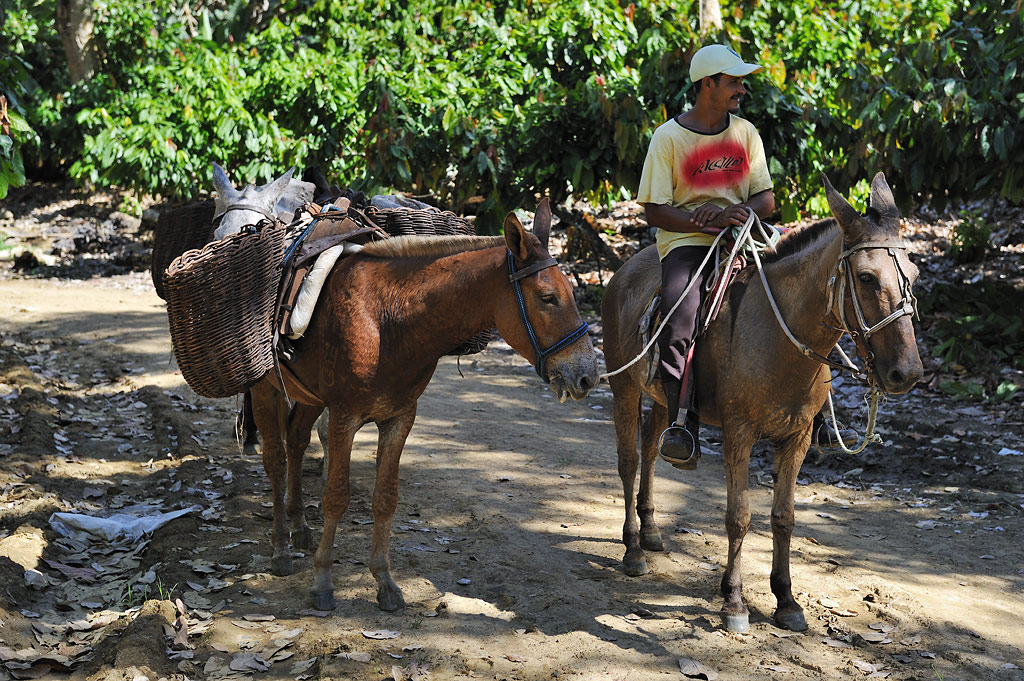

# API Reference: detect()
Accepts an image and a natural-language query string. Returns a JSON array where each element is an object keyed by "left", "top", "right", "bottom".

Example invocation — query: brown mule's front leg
[
  {"left": 284, "top": 404, "right": 325, "bottom": 550},
  {"left": 311, "top": 412, "right": 356, "bottom": 611},
  {"left": 369, "top": 408, "right": 417, "bottom": 611},
  {"left": 769, "top": 427, "right": 812, "bottom": 631},
  {"left": 720, "top": 426, "right": 755, "bottom": 632},
  {"left": 612, "top": 378, "right": 647, "bottom": 576},
  {"left": 249, "top": 381, "right": 293, "bottom": 576}
]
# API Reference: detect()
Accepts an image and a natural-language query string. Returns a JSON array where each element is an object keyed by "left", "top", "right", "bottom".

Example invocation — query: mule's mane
[
  {"left": 759, "top": 218, "right": 838, "bottom": 264},
  {"left": 358, "top": 234, "right": 505, "bottom": 260}
]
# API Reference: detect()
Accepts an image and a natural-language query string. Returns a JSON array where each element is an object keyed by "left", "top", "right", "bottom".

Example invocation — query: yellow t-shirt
[{"left": 636, "top": 114, "right": 773, "bottom": 259}]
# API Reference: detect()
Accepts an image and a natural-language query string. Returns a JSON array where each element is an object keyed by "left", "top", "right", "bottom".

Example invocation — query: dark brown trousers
[{"left": 658, "top": 245, "right": 712, "bottom": 410}]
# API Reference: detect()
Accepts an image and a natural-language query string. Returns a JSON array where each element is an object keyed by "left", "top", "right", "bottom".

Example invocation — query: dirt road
[{"left": 1, "top": 272, "right": 1022, "bottom": 681}]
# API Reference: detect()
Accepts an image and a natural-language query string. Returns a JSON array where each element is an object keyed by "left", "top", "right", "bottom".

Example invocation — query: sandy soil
[{"left": 0, "top": 184, "right": 1022, "bottom": 681}]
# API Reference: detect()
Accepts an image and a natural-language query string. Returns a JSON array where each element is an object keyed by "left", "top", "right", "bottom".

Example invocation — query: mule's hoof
[
  {"left": 721, "top": 611, "right": 749, "bottom": 633},
  {"left": 640, "top": 530, "right": 664, "bottom": 552},
  {"left": 242, "top": 443, "right": 259, "bottom": 457},
  {"left": 291, "top": 528, "right": 314, "bottom": 551},
  {"left": 270, "top": 555, "right": 293, "bottom": 576},
  {"left": 623, "top": 553, "right": 649, "bottom": 577},
  {"left": 377, "top": 586, "right": 406, "bottom": 612},
  {"left": 311, "top": 590, "right": 336, "bottom": 611},
  {"left": 774, "top": 608, "right": 808, "bottom": 632}
]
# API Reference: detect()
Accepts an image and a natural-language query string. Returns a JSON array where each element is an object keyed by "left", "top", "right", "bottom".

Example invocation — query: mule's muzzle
[
  {"left": 877, "top": 356, "right": 923, "bottom": 394},
  {"left": 548, "top": 347, "right": 600, "bottom": 402}
]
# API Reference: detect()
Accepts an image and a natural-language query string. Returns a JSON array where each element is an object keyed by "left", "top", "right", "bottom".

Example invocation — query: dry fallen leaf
[
  {"left": 336, "top": 652, "right": 372, "bottom": 663},
  {"left": 678, "top": 657, "right": 718, "bottom": 680},
  {"left": 829, "top": 608, "right": 858, "bottom": 617},
  {"left": 291, "top": 658, "right": 318, "bottom": 680},
  {"left": 362, "top": 630, "right": 401, "bottom": 640},
  {"left": 853, "top": 660, "right": 885, "bottom": 673},
  {"left": 860, "top": 632, "right": 892, "bottom": 644},
  {"left": 242, "top": 613, "right": 275, "bottom": 622},
  {"left": 229, "top": 652, "right": 270, "bottom": 672},
  {"left": 770, "top": 631, "right": 804, "bottom": 638}
]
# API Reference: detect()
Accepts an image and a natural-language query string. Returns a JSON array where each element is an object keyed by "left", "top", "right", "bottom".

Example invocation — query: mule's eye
[
  {"left": 858, "top": 273, "right": 876, "bottom": 285},
  {"left": 540, "top": 294, "right": 558, "bottom": 306}
]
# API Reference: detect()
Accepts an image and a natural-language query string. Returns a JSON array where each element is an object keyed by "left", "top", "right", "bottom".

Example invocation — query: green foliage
[
  {"left": 0, "top": 103, "right": 30, "bottom": 199},
  {"left": 993, "top": 381, "right": 1019, "bottom": 401},
  {"left": 4, "top": 0, "right": 1023, "bottom": 230},
  {"left": 939, "top": 378, "right": 1018, "bottom": 402},
  {"left": 946, "top": 208, "right": 991, "bottom": 262},
  {"left": 815, "top": 1, "right": 1024, "bottom": 211},
  {"left": 0, "top": 3, "right": 43, "bottom": 199},
  {"left": 938, "top": 379, "right": 986, "bottom": 400},
  {"left": 919, "top": 280, "right": 1024, "bottom": 372}
]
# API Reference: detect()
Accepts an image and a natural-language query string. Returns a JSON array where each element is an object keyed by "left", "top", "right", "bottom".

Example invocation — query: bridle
[
  {"left": 507, "top": 251, "right": 589, "bottom": 382},
  {"left": 823, "top": 239, "right": 920, "bottom": 382},
  {"left": 213, "top": 203, "right": 278, "bottom": 223}
]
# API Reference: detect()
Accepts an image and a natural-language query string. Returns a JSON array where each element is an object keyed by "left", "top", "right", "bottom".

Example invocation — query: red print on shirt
[{"left": 681, "top": 139, "right": 750, "bottom": 190}]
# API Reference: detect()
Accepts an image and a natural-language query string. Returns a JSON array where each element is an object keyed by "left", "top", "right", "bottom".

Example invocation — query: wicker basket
[
  {"left": 367, "top": 206, "right": 474, "bottom": 237},
  {"left": 151, "top": 201, "right": 216, "bottom": 300},
  {"left": 164, "top": 223, "right": 286, "bottom": 398}
]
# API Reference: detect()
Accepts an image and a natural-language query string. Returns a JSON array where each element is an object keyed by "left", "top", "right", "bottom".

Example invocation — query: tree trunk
[
  {"left": 56, "top": 0, "right": 99, "bottom": 84},
  {"left": 699, "top": 0, "right": 723, "bottom": 35}
]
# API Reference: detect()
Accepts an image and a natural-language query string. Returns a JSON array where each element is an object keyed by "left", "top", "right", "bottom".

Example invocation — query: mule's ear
[
  {"left": 212, "top": 162, "right": 236, "bottom": 198},
  {"left": 822, "top": 173, "right": 861, "bottom": 228},
  {"left": 262, "top": 166, "right": 296, "bottom": 205},
  {"left": 533, "top": 197, "right": 552, "bottom": 250},
  {"left": 869, "top": 171, "right": 901, "bottom": 227},
  {"left": 503, "top": 211, "right": 530, "bottom": 261}
]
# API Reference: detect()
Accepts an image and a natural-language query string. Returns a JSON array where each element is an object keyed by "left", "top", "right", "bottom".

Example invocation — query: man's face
[{"left": 708, "top": 74, "right": 748, "bottom": 113}]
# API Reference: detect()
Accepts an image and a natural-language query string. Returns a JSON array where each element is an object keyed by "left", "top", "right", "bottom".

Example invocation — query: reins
[{"left": 507, "top": 251, "right": 590, "bottom": 382}]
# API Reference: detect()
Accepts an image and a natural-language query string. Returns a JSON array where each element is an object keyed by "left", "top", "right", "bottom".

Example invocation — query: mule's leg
[
  {"left": 638, "top": 395, "right": 668, "bottom": 552},
  {"left": 719, "top": 425, "right": 756, "bottom": 632},
  {"left": 240, "top": 390, "right": 259, "bottom": 455},
  {"left": 612, "top": 377, "right": 647, "bottom": 576},
  {"left": 284, "top": 404, "right": 325, "bottom": 551},
  {"left": 769, "top": 427, "right": 813, "bottom": 631},
  {"left": 316, "top": 409, "right": 329, "bottom": 484},
  {"left": 368, "top": 408, "right": 418, "bottom": 611},
  {"left": 310, "top": 412, "right": 356, "bottom": 611},
  {"left": 249, "top": 381, "right": 293, "bottom": 576}
]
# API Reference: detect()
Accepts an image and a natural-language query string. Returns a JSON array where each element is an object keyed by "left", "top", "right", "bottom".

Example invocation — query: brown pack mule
[
  {"left": 601, "top": 174, "right": 923, "bottom": 632},
  {"left": 249, "top": 199, "right": 599, "bottom": 611}
]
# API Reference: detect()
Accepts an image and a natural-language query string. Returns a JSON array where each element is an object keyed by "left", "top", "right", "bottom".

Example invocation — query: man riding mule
[
  {"left": 636, "top": 44, "right": 776, "bottom": 470},
  {"left": 602, "top": 172, "right": 923, "bottom": 632}
]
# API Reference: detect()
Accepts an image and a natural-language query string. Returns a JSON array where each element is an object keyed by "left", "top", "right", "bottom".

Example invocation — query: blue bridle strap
[{"left": 506, "top": 251, "right": 589, "bottom": 382}]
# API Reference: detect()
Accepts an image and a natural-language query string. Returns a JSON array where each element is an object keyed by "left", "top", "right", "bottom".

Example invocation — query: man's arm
[
  {"left": 642, "top": 203, "right": 706, "bottom": 234},
  {"left": 645, "top": 188, "right": 775, "bottom": 235},
  {"left": 744, "top": 189, "right": 775, "bottom": 221}
]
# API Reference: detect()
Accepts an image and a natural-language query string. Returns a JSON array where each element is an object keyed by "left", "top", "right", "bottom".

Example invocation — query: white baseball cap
[{"left": 689, "top": 44, "right": 763, "bottom": 82}]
